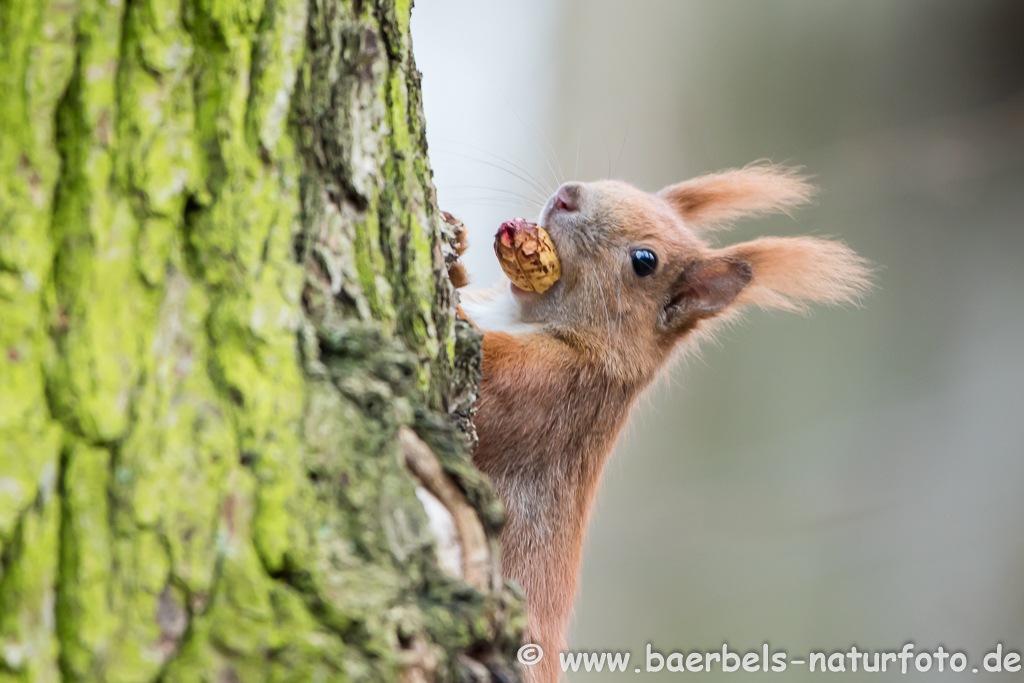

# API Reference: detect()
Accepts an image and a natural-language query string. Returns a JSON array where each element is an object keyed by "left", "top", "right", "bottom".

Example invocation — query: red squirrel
[{"left": 452, "top": 164, "right": 870, "bottom": 683}]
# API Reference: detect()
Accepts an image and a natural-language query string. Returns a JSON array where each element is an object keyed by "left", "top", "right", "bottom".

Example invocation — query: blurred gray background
[{"left": 413, "top": 1, "right": 1024, "bottom": 679}]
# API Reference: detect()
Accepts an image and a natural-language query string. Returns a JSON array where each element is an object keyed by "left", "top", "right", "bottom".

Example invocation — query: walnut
[{"left": 493, "top": 219, "right": 561, "bottom": 293}]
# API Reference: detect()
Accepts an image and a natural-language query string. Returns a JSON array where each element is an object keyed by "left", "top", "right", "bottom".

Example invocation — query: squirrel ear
[
  {"left": 662, "top": 256, "right": 753, "bottom": 331},
  {"left": 662, "top": 236, "right": 872, "bottom": 332},
  {"left": 658, "top": 163, "right": 814, "bottom": 229}
]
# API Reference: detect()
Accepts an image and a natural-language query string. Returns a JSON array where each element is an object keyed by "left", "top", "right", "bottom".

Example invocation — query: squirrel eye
[{"left": 630, "top": 248, "right": 658, "bottom": 277}]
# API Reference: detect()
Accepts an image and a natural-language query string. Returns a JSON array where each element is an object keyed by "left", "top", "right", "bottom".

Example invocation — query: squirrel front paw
[{"left": 441, "top": 211, "right": 469, "bottom": 289}]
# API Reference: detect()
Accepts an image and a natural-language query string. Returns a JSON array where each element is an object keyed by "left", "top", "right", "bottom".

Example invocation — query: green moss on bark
[{"left": 1, "top": 0, "right": 521, "bottom": 681}]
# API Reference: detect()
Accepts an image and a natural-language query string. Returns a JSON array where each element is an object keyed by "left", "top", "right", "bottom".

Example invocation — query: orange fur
[
  {"left": 475, "top": 331, "right": 634, "bottom": 683},
  {"left": 455, "top": 164, "right": 871, "bottom": 683}
]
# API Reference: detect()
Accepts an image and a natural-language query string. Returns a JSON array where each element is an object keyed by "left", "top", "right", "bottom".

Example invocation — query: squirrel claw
[{"left": 442, "top": 211, "right": 470, "bottom": 289}]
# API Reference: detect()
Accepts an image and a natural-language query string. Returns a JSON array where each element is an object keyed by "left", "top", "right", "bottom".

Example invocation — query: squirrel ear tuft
[
  {"left": 658, "top": 162, "right": 815, "bottom": 229},
  {"left": 724, "top": 236, "right": 874, "bottom": 312}
]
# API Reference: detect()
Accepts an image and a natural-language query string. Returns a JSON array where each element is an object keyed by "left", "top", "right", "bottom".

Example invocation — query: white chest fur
[{"left": 459, "top": 281, "right": 541, "bottom": 335}]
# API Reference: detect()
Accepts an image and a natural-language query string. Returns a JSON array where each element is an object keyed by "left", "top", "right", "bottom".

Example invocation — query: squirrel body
[{"left": 456, "top": 164, "right": 871, "bottom": 683}]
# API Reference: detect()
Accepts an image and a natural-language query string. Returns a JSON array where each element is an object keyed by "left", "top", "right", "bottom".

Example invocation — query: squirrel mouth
[{"left": 508, "top": 281, "right": 534, "bottom": 297}]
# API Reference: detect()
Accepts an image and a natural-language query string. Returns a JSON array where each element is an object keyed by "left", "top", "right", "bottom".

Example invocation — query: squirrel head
[{"left": 509, "top": 163, "right": 872, "bottom": 381}]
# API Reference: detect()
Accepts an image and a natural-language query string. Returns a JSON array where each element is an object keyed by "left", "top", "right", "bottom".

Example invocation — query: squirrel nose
[{"left": 553, "top": 183, "right": 581, "bottom": 213}]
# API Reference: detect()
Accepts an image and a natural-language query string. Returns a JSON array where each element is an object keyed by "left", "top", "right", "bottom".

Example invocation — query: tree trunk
[{"left": 0, "top": 0, "right": 521, "bottom": 681}]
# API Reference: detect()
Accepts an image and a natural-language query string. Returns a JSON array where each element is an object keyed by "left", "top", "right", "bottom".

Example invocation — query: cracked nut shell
[{"left": 493, "top": 218, "right": 561, "bottom": 293}]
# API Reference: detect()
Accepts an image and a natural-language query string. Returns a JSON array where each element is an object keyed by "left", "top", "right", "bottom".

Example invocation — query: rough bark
[{"left": 0, "top": 0, "right": 522, "bottom": 681}]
